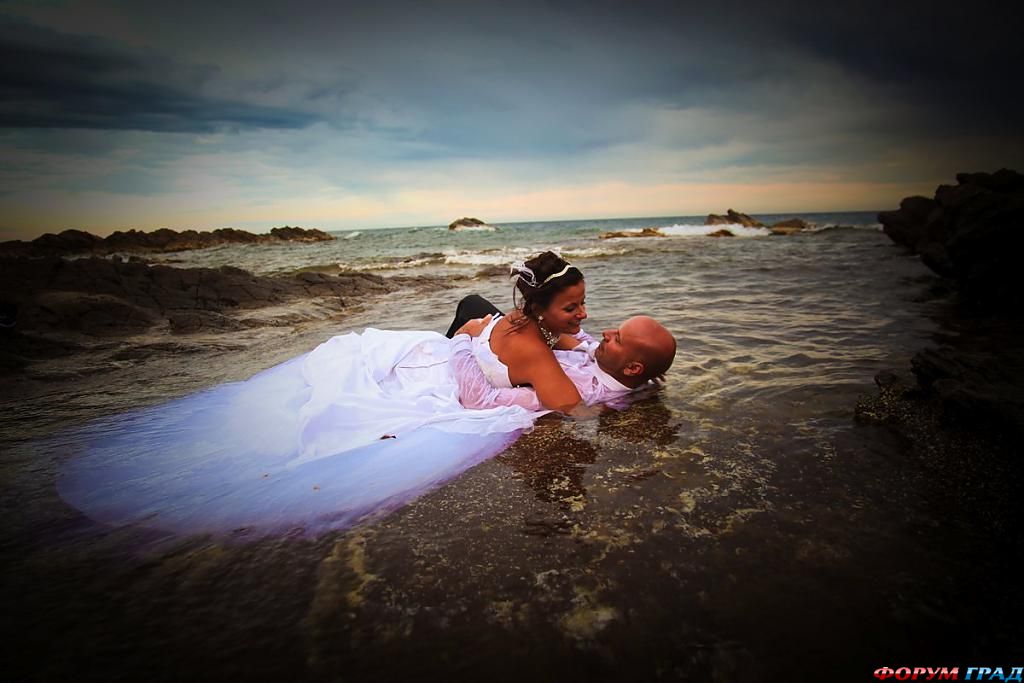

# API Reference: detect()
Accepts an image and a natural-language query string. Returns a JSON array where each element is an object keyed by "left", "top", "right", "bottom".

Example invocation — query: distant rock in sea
[
  {"left": 448, "top": 217, "right": 497, "bottom": 231},
  {"left": 769, "top": 218, "right": 812, "bottom": 235},
  {"left": 705, "top": 212, "right": 809, "bottom": 235},
  {"left": 0, "top": 225, "right": 335, "bottom": 258},
  {"left": 598, "top": 227, "right": 665, "bottom": 239},
  {"left": 707, "top": 229, "right": 735, "bottom": 237},
  {"left": 705, "top": 209, "right": 765, "bottom": 228}
]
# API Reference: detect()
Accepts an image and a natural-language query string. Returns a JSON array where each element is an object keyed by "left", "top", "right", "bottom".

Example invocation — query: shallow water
[{"left": 2, "top": 225, "right": 1021, "bottom": 680}]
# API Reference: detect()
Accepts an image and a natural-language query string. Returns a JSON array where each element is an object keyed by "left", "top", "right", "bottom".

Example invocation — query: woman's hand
[{"left": 455, "top": 314, "right": 493, "bottom": 338}]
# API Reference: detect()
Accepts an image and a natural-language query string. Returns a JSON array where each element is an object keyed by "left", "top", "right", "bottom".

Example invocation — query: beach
[{"left": 2, "top": 212, "right": 1022, "bottom": 679}]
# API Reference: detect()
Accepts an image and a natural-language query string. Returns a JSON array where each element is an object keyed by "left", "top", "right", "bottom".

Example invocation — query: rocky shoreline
[
  {"left": 0, "top": 255, "right": 449, "bottom": 375},
  {"left": 862, "top": 169, "right": 1024, "bottom": 444},
  {"left": 0, "top": 225, "right": 334, "bottom": 258}
]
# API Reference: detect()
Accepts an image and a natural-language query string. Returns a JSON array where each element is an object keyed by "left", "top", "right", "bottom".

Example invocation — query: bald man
[{"left": 450, "top": 314, "right": 677, "bottom": 412}]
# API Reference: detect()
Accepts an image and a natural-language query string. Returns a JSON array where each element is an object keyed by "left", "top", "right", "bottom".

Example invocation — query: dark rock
[
  {"left": 705, "top": 210, "right": 765, "bottom": 228},
  {"left": 878, "top": 169, "right": 1024, "bottom": 307},
  {"left": 448, "top": 217, "right": 487, "bottom": 230},
  {"left": 867, "top": 170, "right": 1024, "bottom": 460},
  {"left": 33, "top": 229, "right": 104, "bottom": 252},
  {"left": 111, "top": 342, "right": 216, "bottom": 360},
  {"left": 474, "top": 265, "right": 509, "bottom": 278},
  {"left": 599, "top": 227, "right": 664, "bottom": 239},
  {"left": 448, "top": 218, "right": 495, "bottom": 231},
  {"left": 955, "top": 168, "right": 1024, "bottom": 194},
  {"left": 771, "top": 217, "right": 811, "bottom": 230},
  {"left": 0, "top": 256, "right": 404, "bottom": 342},
  {"left": 878, "top": 195, "right": 937, "bottom": 249},
  {"left": 271, "top": 226, "right": 333, "bottom": 242},
  {"left": 0, "top": 225, "right": 335, "bottom": 258},
  {"left": 0, "top": 329, "right": 85, "bottom": 369},
  {"left": 707, "top": 229, "right": 735, "bottom": 237},
  {"left": 769, "top": 218, "right": 811, "bottom": 235},
  {"left": 22, "top": 291, "right": 161, "bottom": 336},
  {"left": 168, "top": 311, "right": 247, "bottom": 334}
]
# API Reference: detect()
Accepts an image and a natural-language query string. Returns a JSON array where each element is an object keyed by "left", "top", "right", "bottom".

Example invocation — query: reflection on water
[{"left": 2, "top": 228, "right": 1021, "bottom": 679}]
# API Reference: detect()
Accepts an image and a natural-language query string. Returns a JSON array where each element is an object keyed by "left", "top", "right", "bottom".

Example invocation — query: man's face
[{"left": 594, "top": 317, "right": 643, "bottom": 375}]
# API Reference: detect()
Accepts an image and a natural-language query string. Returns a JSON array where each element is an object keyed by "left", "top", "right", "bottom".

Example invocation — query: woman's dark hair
[{"left": 510, "top": 251, "right": 584, "bottom": 321}]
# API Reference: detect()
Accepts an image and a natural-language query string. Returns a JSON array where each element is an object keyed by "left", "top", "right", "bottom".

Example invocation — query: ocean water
[
  {"left": 147, "top": 211, "right": 882, "bottom": 277},
  {"left": 3, "top": 212, "right": 1018, "bottom": 679}
]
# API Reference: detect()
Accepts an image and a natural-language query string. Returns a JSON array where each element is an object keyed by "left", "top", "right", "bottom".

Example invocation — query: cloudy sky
[{"left": 1, "top": 0, "right": 1020, "bottom": 239}]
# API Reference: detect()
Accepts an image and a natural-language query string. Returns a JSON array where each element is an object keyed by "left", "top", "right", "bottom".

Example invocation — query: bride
[
  {"left": 456, "top": 251, "right": 594, "bottom": 413},
  {"left": 56, "top": 252, "right": 626, "bottom": 537}
]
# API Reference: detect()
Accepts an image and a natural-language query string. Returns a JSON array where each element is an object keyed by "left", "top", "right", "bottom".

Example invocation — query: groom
[{"left": 446, "top": 296, "right": 676, "bottom": 412}]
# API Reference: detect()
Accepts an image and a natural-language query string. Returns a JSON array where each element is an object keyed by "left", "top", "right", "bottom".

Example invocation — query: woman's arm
[
  {"left": 449, "top": 335, "right": 543, "bottom": 411},
  {"left": 459, "top": 314, "right": 583, "bottom": 413},
  {"left": 507, "top": 341, "right": 583, "bottom": 413}
]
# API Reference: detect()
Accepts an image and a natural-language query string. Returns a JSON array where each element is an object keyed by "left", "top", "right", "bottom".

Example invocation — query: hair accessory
[
  {"left": 539, "top": 263, "right": 572, "bottom": 285},
  {"left": 509, "top": 260, "right": 572, "bottom": 289},
  {"left": 509, "top": 262, "right": 538, "bottom": 287}
]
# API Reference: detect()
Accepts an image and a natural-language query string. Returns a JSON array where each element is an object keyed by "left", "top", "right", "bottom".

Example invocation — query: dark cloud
[
  {"left": 0, "top": 16, "right": 320, "bottom": 132},
  {"left": 746, "top": 0, "right": 1023, "bottom": 134}
]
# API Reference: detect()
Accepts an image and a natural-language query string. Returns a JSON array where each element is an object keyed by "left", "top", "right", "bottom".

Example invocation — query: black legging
[{"left": 444, "top": 294, "right": 503, "bottom": 338}]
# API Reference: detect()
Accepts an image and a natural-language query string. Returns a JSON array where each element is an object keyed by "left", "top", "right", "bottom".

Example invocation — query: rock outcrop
[
  {"left": 448, "top": 217, "right": 497, "bottom": 231},
  {"left": 0, "top": 226, "right": 334, "bottom": 258},
  {"left": 0, "top": 257, "right": 396, "bottom": 338},
  {"left": 867, "top": 169, "right": 1024, "bottom": 442},
  {"left": 269, "top": 226, "right": 334, "bottom": 242},
  {"left": 878, "top": 168, "right": 1024, "bottom": 306},
  {"left": 705, "top": 210, "right": 765, "bottom": 228},
  {"left": 598, "top": 227, "right": 665, "bottom": 239},
  {"left": 769, "top": 218, "right": 812, "bottom": 235}
]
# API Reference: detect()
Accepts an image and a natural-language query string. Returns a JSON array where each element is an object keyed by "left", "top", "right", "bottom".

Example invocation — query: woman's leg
[{"left": 444, "top": 295, "right": 503, "bottom": 338}]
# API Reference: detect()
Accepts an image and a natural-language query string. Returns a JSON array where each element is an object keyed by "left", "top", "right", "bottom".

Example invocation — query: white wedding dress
[{"left": 58, "top": 328, "right": 542, "bottom": 538}]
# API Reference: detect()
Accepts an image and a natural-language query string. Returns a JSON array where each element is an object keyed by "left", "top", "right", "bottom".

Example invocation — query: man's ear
[{"left": 623, "top": 361, "right": 644, "bottom": 377}]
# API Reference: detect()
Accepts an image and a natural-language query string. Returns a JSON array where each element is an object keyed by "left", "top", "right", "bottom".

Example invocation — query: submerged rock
[
  {"left": 474, "top": 265, "right": 509, "bottom": 278},
  {"left": 0, "top": 256, "right": 400, "bottom": 348}
]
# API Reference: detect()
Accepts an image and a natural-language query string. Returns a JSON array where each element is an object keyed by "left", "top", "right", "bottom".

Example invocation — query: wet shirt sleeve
[{"left": 449, "top": 335, "right": 543, "bottom": 411}]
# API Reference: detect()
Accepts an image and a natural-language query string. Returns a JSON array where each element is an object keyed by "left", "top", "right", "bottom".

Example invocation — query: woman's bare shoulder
[{"left": 494, "top": 320, "right": 549, "bottom": 366}]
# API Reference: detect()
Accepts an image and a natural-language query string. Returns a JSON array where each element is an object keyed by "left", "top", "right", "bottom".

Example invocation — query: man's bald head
[{"left": 594, "top": 315, "right": 676, "bottom": 388}]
